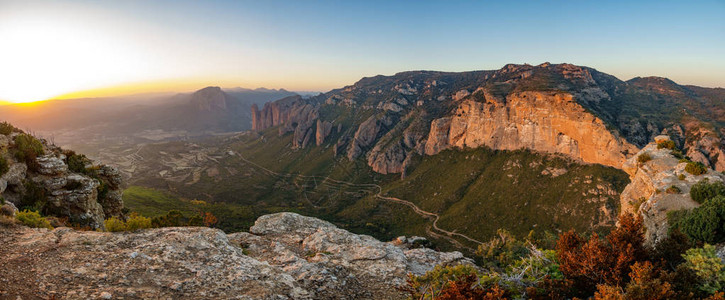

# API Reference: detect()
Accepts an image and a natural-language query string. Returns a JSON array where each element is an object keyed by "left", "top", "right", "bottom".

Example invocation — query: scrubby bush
[
  {"left": 16, "top": 210, "right": 52, "bottom": 229},
  {"left": 678, "top": 174, "right": 686, "bottom": 180},
  {"left": 637, "top": 153, "right": 652, "bottom": 164},
  {"left": 685, "top": 161, "right": 707, "bottom": 175},
  {"left": 20, "top": 180, "right": 46, "bottom": 211},
  {"left": 124, "top": 213, "right": 152, "bottom": 231},
  {"left": 104, "top": 217, "right": 126, "bottom": 232},
  {"left": 682, "top": 244, "right": 725, "bottom": 295},
  {"left": 657, "top": 140, "right": 676, "bottom": 150},
  {"left": 64, "top": 150, "right": 89, "bottom": 174},
  {"left": 0, "top": 156, "right": 8, "bottom": 176},
  {"left": 0, "top": 122, "right": 15, "bottom": 135},
  {"left": 670, "top": 196, "right": 725, "bottom": 244},
  {"left": 666, "top": 185, "right": 681, "bottom": 194},
  {"left": 476, "top": 229, "right": 531, "bottom": 268},
  {"left": 690, "top": 179, "right": 725, "bottom": 204},
  {"left": 671, "top": 149, "right": 685, "bottom": 159},
  {"left": 13, "top": 134, "right": 44, "bottom": 171},
  {"left": 104, "top": 213, "right": 152, "bottom": 232}
]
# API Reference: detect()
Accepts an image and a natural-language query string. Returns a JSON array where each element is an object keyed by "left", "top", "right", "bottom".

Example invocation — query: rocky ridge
[
  {"left": 0, "top": 212, "right": 472, "bottom": 299},
  {"left": 250, "top": 63, "right": 724, "bottom": 175},
  {"left": 0, "top": 128, "right": 124, "bottom": 229},
  {"left": 620, "top": 135, "right": 725, "bottom": 244}
]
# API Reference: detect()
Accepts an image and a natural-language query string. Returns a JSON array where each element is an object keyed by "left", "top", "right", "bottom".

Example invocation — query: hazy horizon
[{"left": 1, "top": 0, "right": 724, "bottom": 103}]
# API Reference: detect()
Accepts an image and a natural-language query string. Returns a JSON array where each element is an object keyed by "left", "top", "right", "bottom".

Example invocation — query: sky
[{"left": 0, "top": 0, "right": 723, "bottom": 103}]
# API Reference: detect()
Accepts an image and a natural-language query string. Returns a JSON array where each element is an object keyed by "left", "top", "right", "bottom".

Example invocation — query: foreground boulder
[{"left": 0, "top": 212, "right": 473, "bottom": 299}]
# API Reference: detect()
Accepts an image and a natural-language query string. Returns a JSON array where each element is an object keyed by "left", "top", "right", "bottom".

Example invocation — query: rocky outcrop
[
  {"left": 424, "top": 92, "right": 637, "bottom": 169},
  {"left": 0, "top": 212, "right": 473, "bottom": 299},
  {"left": 190, "top": 86, "right": 229, "bottom": 112},
  {"left": 0, "top": 128, "right": 124, "bottom": 229},
  {"left": 620, "top": 136, "right": 725, "bottom": 244},
  {"left": 251, "top": 95, "right": 305, "bottom": 131},
  {"left": 315, "top": 120, "right": 333, "bottom": 146}
]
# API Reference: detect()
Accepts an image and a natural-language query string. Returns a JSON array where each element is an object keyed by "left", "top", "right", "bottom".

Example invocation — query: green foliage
[
  {"left": 124, "top": 213, "right": 152, "bottom": 231},
  {"left": 16, "top": 210, "right": 52, "bottom": 229},
  {"left": 678, "top": 174, "right": 686, "bottom": 180},
  {"left": 670, "top": 196, "right": 725, "bottom": 244},
  {"left": 682, "top": 244, "right": 725, "bottom": 295},
  {"left": 657, "top": 140, "right": 676, "bottom": 150},
  {"left": 665, "top": 185, "right": 681, "bottom": 194},
  {"left": 0, "top": 155, "right": 8, "bottom": 176},
  {"left": 476, "top": 229, "right": 531, "bottom": 268},
  {"left": 20, "top": 180, "right": 46, "bottom": 211},
  {"left": 104, "top": 217, "right": 126, "bottom": 232},
  {"left": 0, "top": 122, "right": 16, "bottom": 135},
  {"left": 671, "top": 149, "right": 685, "bottom": 159},
  {"left": 12, "top": 134, "right": 45, "bottom": 172},
  {"left": 685, "top": 161, "right": 707, "bottom": 175},
  {"left": 405, "top": 264, "right": 480, "bottom": 299},
  {"left": 64, "top": 151, "right": 90, "bottom": 174},
  {"left": 151, "top": 210, "right": 186, "bottom": 227},
  {"left": 637, "top": 153, "right": 652, "bottom": 164},
  {"left": 690, "top": 179, "right": 725, "bottom": 204}
]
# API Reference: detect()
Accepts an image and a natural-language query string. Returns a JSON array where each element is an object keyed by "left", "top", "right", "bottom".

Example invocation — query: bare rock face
[
  {"left": 315, "top": 120, "right": 333, "bottom": 146},
  {"left": 0, "top": 129, "right": 124, "bottom": 229},
  {"left": 251, "top": 95, "right": 305, "bottom": 131},
  {"left": 190, "top": 86, "right": 228, "bottom": 112},
  {"left": 684, "top": 126, "right": 725, "bottom": 172},
  {"left": 620, "top": 135, "right": 725, "bottom": 244},
  {"left": 347, "top": 114, "right": 394, "bottom": 160},
  {"left": 424, "top": 91, "right": 637, "bottom": 169},
  {"left": 0, "top": 212, "right": 473, "bottom": 299}
]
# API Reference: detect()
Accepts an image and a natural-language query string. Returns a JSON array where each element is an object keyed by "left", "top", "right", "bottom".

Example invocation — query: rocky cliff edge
[{"left": 0, "top": 212, "right": 472, "bottom": 299}]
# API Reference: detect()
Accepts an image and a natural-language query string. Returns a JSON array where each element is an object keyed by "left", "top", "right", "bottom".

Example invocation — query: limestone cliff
[
  {"left": 424, "top": 91, "right": 637, "bottom": 169},
  {"left": 0, "top": 212, "right": 472, "bottom": 299},
  {"left": 250, "top": 63, "right": 725, "bottom": 175},
  {"left": 619, "top": 135, "right": 725, "bottom": 244},
  {"left": 0, "top": 125, "right": 124, "bottom": 229}
]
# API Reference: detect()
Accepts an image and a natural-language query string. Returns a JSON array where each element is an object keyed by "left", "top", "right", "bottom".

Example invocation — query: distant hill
[{"left": 0, "top": 87, "right": 296, "bottom": 145}]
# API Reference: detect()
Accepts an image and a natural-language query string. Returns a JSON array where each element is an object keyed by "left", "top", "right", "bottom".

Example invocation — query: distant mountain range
[{"left": 0, "top": 87, "right": 296, "bottom": 144}]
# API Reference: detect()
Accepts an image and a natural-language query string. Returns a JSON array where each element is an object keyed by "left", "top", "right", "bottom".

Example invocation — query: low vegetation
[
  {"left": 0, "top": 155, "right": 8, "bottom": 176},
  {"left": 637, "top": 153, "right": 652, "bottom": 164},
  {"left": 685, "top": 161, "right": 707, "bottom": 175},
  {"left": 12, "top": 134, "right": 45, "bottom": 172},
  {"left": 690, "top": 179, "right": 725, "bottom": 204},
  {"left": 16, "top": 210, "right": 53, "bottom": 229},
  {"left": 669, "top": 195, "right": 725, "bottom": 244},
  {"left": 104, "top": 213, "right": 152, "bottom": 232},
  {"left": 0, "top": 121, "right": 16, "bottom": 135},
  {"left": 657, "top": 139, "right": 676, "bottom": 150},
  {"left": 405, "top": 213, "right": 725, "bottom": 299},
  {"left": 666, "top": 185, "right": 682, "bottom": 194}
]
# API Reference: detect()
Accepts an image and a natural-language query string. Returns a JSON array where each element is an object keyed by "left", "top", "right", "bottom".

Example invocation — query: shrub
[
  {"left": 556, "top": 213, "right": 647, "bottom": 296},
  {"left": 125, "top": 213, "right": 152, "bottom": 231},
  {"left": 670, "top": 196, "right": 725, "bottom": 244},
  {"left": 0, "top": 156, "right": 8, "bottom": 177},
  {"left": 637, "top": 153, "right": 652, "bottom": 164},
  {"left": 685, "top": 161, "right": 707, "bottom": 175},
  {"left": 20, "top": 180, "right": 46, "bottom": 211},
  {"left": 678, "top": 174, "right": 686, "bottom": 180},
  {"left": 13, "top": 134, "right": 44, "bottom": 171},
  {"left": 104, "top": 217, "right": 126, "bottom": 232},
  {"left": 16, "top": 210, "right": 52, "bottom": 229},
  {"left": 64, "top": 151, "right": 89, "bottom": 174},
  {"left": 476, "top": 229, "right": 531, "bottom": 268},
  {"left": 690, "top": 179, "right": 725, "bottom": 204},
  {"left": 671, "top": 150, "right": 685, "bottom": 159},
  {"left": 682, "top": 244, "right": 725, "bottom": 295},
  {"left": 665, "top": 185, "right": 681, "bottom": 194},
  {"left": 0, "top": 122, "right": 15, "bottom": 135},
  {"left": 657, "top": 140, "right": 676, "bottom": 150},
  {"left": 151, "top": 210, "right": 186, "bottom": 227}
]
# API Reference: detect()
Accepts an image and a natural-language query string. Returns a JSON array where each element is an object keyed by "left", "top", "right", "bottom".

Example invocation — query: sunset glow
[{"left": 0, "top": 0, "right": 723, "bottom": 103}]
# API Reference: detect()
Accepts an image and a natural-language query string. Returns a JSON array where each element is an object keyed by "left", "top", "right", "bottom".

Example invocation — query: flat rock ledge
[{"left": 0, "top": 212, "right": 472, "bottom": 299}]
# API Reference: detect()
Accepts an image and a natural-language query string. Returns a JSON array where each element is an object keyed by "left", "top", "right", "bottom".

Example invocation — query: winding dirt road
[{"left": 232, "top": 151, "right": 484, "bottom": 249}]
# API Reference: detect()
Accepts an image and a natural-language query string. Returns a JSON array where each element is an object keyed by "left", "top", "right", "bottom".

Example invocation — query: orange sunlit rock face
[{"left": 425, "top": 91, "right": 638, "bottom": 169}]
